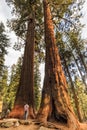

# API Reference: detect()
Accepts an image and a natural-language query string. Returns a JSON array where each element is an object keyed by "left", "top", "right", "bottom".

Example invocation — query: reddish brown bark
[
  {"left": 9, "top": 13, "right": 35, "bottom": 119},
  {"left": 36, "top": 0, "right": 80, "bottom": 129}
]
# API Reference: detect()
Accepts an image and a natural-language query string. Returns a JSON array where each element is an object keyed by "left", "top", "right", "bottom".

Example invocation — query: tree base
[
  {"left": 36, "top": 108, "right": 81, "bottom": 130},
  {"left": 8, "top": 105, "right": 24, "bottom": 119},
  {"left": 8, "top": 105, "right": 35, "bottom": 119}
]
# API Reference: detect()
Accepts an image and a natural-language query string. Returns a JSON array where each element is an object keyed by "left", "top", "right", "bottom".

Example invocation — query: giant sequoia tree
[
  {"left": 6, "top": 0, "right": 43, "bottom": 119},
  {"left": 8, "top": 1, "right": 35, "bottom": 118},
  {"left": 37, "top": 0, "right": 81, "bottom": 129}
]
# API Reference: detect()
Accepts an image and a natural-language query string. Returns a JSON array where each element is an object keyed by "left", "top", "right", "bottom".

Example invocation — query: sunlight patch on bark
[{"left": 44, "top": 94, "right": 50, "bottom": 104}]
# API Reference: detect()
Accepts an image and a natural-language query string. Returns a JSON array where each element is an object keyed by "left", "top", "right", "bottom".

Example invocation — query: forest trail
[{"left": 0, "top": 118, "right": 87, "bottom": 130}]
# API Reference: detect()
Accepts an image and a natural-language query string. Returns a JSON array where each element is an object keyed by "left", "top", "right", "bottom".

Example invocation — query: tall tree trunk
[
  {"left": 9, "top": 13, "right": 35, "bottom": 119},
  {"left": 63, "top": 55, "right": 83, "bottom": 122},
  {"left": 76, "top": 48, "right": 87, "bottom": 73},
  {"left": 37, "top": 0, "right": 80, "bottom": 129},
  {"left": 73, "top": 54, "right": 87, "bottom": 88},
  {"left": 67, "top": 43, "right": 87, "bottom": 89}
]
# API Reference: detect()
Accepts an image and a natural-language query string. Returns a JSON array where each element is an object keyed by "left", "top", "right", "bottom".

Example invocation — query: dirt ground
[
  {"left": 0, "top": 118, "right": 87, "bottom": 130},
  {"left": 0, "top": 125, "right": 39, "bottom": 130},
  {"left": 0, "top": 119, "right": 55, "bottom": 130}
]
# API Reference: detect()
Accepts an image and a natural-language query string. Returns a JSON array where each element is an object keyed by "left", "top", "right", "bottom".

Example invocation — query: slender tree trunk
[
  {"left": 9, "top": 13, "right": 35, "bottom": 119},
  {"left": 67, "top": 43, "right": 87, "bottom": 89},
  {"left": 76, "top": 48, "right": 87, "bottom": 73},
  {"left": 63, "top": 56, "right": 83, "bottom": 122},
  {"left": 37, "top": 0, "right": 80, "bottom": 129},
  {"left": 73, "top": 55, "right": 87, "bottom": 88}
]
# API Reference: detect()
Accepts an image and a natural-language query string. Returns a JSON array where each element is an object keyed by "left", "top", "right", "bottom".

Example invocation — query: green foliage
[
  {"left": 0, "top": 67, "right": 9, "bottom": 114},
  {"left": 68, "top": 78, "right": 87, "bottom": 121},
  {"left": 6, "top": 0, "right": 37, "bottom": 38},
  {"left": 0, "top": 68, "right": 8, "bottom": 101},
  {"left": 0, "top": 22, "right": 9, "bottom": 106},
  {"left": 6, "top": 0, "right": 45, "bottom": 62},
  {"left": 3, "top": 57, "right": 22, "bottom": 109},
  {"left": 75, "top": 78, "right": 87, "bottom": 120},
  {"left": 67, "top": 29, "right": 84, "bottom": 51},
  {"left": 0, "top": 22, "right": 9, "bottom": 76}
]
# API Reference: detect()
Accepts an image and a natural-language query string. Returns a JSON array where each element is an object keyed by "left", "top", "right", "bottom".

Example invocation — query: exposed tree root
[
  {"left": 35, "top": 114, "right": 82, "bottom": 130},
  {"left": 33, "top": 120, "right": 61, "bottom": 129}
]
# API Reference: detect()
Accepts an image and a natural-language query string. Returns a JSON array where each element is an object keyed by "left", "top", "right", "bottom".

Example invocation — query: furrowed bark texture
[
  {"left": 37, "top": 0, "right": 80, "bottom": 129},
  {"left": 9, "top": 13, "right": 35, "bottom": 119}
]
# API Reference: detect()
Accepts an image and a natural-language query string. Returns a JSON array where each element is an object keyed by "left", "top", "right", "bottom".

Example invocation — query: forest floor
[{"left": 0, "top": 118, "right": 87, "bottom": 130}]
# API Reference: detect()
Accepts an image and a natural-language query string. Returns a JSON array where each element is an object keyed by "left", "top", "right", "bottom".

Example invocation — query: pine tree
[
  {"left": 75, "top": 78, "right": 87, "bottom": 121},
  {"left": 8, "top": 57, "right": 22, "bottom": 109},
  {"left": 0, "top": 22, "right": 9, "bottom": 80},
  {"left": 1, "top": 68, "right": 9, "bottom": 117},
  {"left": 0, "top": 22, "right": 9, "bottom": 114}
]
